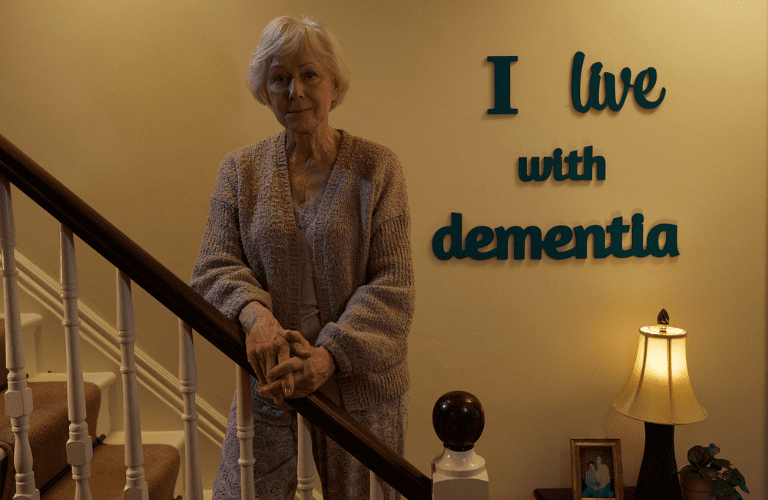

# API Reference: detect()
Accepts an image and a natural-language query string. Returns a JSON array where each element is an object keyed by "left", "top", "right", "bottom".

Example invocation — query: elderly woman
[{"left": 190, "top": 15, "right": 414, "bottom": 500}]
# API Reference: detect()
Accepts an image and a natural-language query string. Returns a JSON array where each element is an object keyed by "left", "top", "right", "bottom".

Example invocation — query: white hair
[{"left": 246, "top": 16, "right": 350, "bottom": 110}]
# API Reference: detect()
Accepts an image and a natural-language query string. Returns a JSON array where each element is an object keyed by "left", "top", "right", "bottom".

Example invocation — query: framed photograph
[{"left": 570, "top": 438, "right": 623, "bottom": 500}]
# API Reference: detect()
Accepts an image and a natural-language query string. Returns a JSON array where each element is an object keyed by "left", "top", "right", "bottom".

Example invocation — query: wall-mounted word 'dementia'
[{"left": 432, "top": 213, "right": 678, "bottom": 261}]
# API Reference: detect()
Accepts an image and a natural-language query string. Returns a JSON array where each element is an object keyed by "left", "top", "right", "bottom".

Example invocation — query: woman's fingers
[
  {"left": 257, "top": 380, "right": 280, "bottom": 398},
  {"left": 258, "top": 367, "right": 304, "bottom": 403},
  {"left": 240, "top": 305, "right": 304, "bottom": 404},
  {"left": 263, "top": 338, "right": 281, "bottom": 380},
  {"left": 251, "top": 329, "right": 330, "bottom": 401},
  {"left": 276, "top": 339, "right": 295, "bottom": 396},
  {"left": 283, "top": 330, "right": 312, "bottom": 357},
  {"left": 246, "top": 340, "right": 268, "bottom": 385},
  {"left": 289, "top": 342, "right": 312, "bottom": 358},
  {"left": 267, "top": 356, "right": 305, "bottom": 381}
]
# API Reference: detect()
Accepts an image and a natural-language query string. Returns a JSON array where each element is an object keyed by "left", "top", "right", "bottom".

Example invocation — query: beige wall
[{"left": 1, "top": 1, "right": 765, "bottom": 498}]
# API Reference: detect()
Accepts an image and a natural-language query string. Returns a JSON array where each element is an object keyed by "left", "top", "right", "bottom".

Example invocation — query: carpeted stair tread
[
  {"left": 40, "top": 443, "right": 180, "bottom": 500},
  {"left": 0, "top": 381, "right": 101, "bottom": 500}
]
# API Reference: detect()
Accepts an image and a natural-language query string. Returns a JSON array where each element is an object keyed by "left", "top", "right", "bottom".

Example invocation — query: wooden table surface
[{"left": 533, "top": 487, "right": 635, "bottom": 500}]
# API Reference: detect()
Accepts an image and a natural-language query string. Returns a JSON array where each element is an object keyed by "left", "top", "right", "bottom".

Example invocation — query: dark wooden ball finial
[{"left": 432, "top": 391, "right": 485, "bottom": 452}]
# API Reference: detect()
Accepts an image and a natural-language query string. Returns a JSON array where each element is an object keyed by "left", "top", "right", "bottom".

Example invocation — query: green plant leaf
[
  {"left": 687, "top": 445, "right": 709, "bottom": 466},
  {"left": 711, "top": 458, "right": 731, "bottom": 470},
  {"left": 723, "top": 468, "right": 749, "bottom": 493},
  {"left": 712, "top": 477, "right": 731, "bottom": 496}
]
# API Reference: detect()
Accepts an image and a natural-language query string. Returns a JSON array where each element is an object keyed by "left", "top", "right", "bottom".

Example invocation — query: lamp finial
[{"left": 657, "top": 309, "right": 670, "bottom": 325}]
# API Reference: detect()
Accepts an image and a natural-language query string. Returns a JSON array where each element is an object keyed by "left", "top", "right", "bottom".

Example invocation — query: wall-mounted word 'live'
[
  {"left": 571, "top": 51, "right": 666, "bottom": 112},
  {"left": 432, "top": 213, "right": 678, "bottom": 261}
]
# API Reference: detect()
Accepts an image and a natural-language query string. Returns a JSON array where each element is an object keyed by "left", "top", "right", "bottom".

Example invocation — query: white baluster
[
  {"left": 235, "top": 365, "right": 254, "bottom": 500},
  {"left": 0, "top": 176, "right": 40, "bottom": 500},
  {"left": 59, "top": 225, "right": 93, "bottom": 500},
  {"left": 369, "top": 471, "right": 384, "bottom": 500},
  {"left": 116, "top": 270, "right": 149, "bottom": 500},
  {"left": 296, "top": 413, "right": 314, "bottom": 500},
  {"left": 178, "top": 319, "right": 203, "bottom": 500}
]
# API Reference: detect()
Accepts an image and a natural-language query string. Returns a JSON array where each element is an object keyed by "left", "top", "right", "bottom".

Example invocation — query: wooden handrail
[{"left": 0, "top": 133, "right": 432, "bottom": 500}]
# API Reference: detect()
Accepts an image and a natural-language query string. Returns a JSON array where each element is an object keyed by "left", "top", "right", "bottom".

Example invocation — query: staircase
[
  {"left": 0, "top": 132, "right": 439, "bottom": 500},
  {"left": 0, "top": 314, "right": 184, "bottom": 499}
]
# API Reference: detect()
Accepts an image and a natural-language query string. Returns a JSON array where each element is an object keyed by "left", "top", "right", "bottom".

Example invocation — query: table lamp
[{"left": 612, "top": 309, "right": 707, "bottom": 500}]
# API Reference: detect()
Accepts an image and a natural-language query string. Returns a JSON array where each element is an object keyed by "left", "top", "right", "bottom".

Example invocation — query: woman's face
[{"left": 266, "top": 46, "right": 338, "bottom": 136}]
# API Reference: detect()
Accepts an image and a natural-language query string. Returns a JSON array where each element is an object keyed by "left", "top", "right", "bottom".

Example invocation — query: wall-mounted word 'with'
[{"left": 519, "top": 146, "right": 605, "bottom": 182}]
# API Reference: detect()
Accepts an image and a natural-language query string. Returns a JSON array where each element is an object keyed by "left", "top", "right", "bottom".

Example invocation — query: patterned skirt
[{"left": 212, "top": 375, "right": 408, "bottom": 500}]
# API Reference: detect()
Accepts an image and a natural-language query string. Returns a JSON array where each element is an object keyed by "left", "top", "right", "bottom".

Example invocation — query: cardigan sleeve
[
  {"left": 190, "top": 155, "right": 273, "bottom": 320},
  {"left": 315, "top": 152, "right": 415, "bottom": 387},
  {"left": 317, "top": 215, "right": 414, "bottom": 378}
]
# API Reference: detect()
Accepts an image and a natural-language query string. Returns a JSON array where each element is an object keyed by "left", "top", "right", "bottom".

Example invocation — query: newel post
[{"left": 431, "top": 391, "right": 489, "bottom": 500}]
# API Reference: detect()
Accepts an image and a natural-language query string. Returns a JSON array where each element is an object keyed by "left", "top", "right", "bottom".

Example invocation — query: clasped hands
[{"left": 241, "top": 302, "right": 335, "bottom": 405}]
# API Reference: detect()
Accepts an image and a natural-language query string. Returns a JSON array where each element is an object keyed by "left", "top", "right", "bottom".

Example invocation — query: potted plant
[{"left": 679, "top": 444, "right": 749, "bottom": 500}]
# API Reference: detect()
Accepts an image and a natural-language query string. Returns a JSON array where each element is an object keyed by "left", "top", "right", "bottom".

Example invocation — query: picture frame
[{"left": 570, "top": 438, "right": 624, "bottom": 500}]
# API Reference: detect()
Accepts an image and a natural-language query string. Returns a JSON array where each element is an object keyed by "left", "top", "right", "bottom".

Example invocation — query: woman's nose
[{"left": 288, "top": 79, "right": 304, "bottom": 99}]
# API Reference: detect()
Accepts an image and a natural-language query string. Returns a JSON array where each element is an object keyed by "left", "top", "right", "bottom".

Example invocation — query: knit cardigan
[{"left": 191, "top": 130, "right": 415, "bottom": 412}]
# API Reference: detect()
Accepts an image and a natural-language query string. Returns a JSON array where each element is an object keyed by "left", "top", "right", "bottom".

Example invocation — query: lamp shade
[{"left": 613, "top": 324, "right": 707, "bottom": 425}]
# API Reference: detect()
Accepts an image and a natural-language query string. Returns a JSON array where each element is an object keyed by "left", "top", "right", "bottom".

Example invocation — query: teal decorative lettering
[
  {"left": 571, "top": 51, "right": 666, "bottom": 113},
  {"left": 518, "top": 147, "right": 603, "bottom": 182},
  {"left": 588, "top": 61, "right": 609, "bottom": 111},
  {"left": 431, "top": 213, "right": 679, "bottom": 261},
  {"left": 544, "top": 226, "right": 576, "bottom": 260},
  {"left": 571, "top": 52, "right": 591, "bottom": 112},
  {"left": 574, "top": 225, "right": 610, "bottom": 259},
  {"left": 495, "top": 226, "right": 544, "bottom": 260},
  {"left": 647, "top": 223, "right": 679, "bottom": 257},
  {"left": 605, "top": 68, "right": 634, "bottom": 111},
  {"left": 544, "top": 149, "right": 563, "bottom": 181},
  {"left": 633, "top": 68, "right": 666, "bottom": 109},
  {"left": 631, "top": 213, "right": 651, "bottom": 257},
  {"left": 466, "top": 226, "right": 498, "bottom": 260},
  {"left": 518, "top": 157, "right": 551, "bottom": 181},
  {"left": 487, "top": 56, "right": 518, "bottom": 115},
  {"left": 563, "top": 150, "right": 583, "bottom": 180},
  {"left": 583, "top": 146, "right": 605, "bottom": 181},
  {"left": 607, "top": 216, "right": 633, "bottom": 258},
  {"left": 432, "top": 212, "right": 467, "bottom": 260}
]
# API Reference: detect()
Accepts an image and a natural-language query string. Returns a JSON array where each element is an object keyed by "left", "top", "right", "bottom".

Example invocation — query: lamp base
[{"left": 634, "top": 422, "right": 682, "bottom": 500}]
